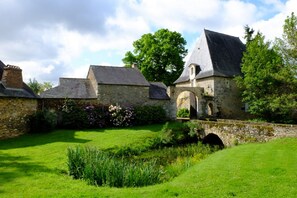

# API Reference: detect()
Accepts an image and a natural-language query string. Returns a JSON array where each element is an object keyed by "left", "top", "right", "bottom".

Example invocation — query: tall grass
[
  {"left": 67, "top": 146, "right": 163, "bottom": 187},
  {"left": 67, "top": 142, "right": 219, "bottom": 188}
]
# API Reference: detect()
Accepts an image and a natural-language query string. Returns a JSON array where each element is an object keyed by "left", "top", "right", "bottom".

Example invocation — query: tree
[
  {"left": 275, "top": 12, "right": 297, "bottom": 74},
  {"left": 28, "top": 78, "right": 42, "bottom": 94},
  {"left": 122, "top": 29, "right": 187, "bottom": 86},
  {"left": 236, "top": 28, "right": 297, "bottom": 123},
  {"left": 243, "top": 25, "right": 254, "bottom": 43},
  {"left": 27, "top": 78, "right": 53, "bottom": 95}
]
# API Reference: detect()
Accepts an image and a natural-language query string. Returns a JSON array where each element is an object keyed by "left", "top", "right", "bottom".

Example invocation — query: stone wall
[
  {"left": 213, "top": 77, "right": 248, "bottom": 119},
  {"left": 196, "top": 120, "right": 297, "bottom": 147},
  {"left": 0, "top": 98, "right": 38, "bottom": 139},
  {"left": 97, "top": 84, "right": 150, "bottom": 107}
]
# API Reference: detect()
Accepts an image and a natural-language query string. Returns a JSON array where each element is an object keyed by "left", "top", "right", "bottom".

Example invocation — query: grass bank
[{"left": 0, "top": 124, "right": 296, "bottom": 197}]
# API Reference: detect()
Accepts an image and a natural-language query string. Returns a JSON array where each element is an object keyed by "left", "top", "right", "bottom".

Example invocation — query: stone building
[
  {"left": 41, "top": 65, "right": 172, "bottom": 115},
  {"left": 0, "top": 61, "right": 38, "bottom": 138},
  {"left": 41, "top": 29, "right": 248, "bottom": 120},
  {"left": 173, "top": 29, "right": 247, "bottom": 119}
]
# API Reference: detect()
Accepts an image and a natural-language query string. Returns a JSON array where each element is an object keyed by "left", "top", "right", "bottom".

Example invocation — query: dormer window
[{"left": 189, "top": 64, "right": 201, "bottom": 80}]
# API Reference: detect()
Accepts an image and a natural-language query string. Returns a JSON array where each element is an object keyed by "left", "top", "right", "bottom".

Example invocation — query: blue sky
[{"left": 0, "top": 0, "right": 296, "bottom": 85}]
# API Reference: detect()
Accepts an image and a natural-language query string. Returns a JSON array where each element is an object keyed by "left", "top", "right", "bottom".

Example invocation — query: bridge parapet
[{"left": 192, "top": 120, "right": 297, "bottom": 147}]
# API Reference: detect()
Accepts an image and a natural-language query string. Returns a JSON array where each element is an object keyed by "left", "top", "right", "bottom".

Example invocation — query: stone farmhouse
[
  {"left": 172, "top": 29, "right": 247, "bottom": 119},
  {"left": 41, "top": 64, "right": 172, "bottom": 114}
]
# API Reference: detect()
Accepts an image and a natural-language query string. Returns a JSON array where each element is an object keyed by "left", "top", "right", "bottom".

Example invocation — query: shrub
[
  {"left": 84, "top": 105, "right": 110, "bottom": 128},
  {"left": 109, "top": 104, "right": 134, "bottom": 127},
  {"left": 177, "top": 108, "right": 190, "bottom": 118},
  {"left": 150, "top": 122, "right": 200, "bottom": 148},
  {"left": 134, "top": 105, "right": 167, "bottom": 125},
  {"left": 60, "top": 99, "right": 88, "bottom": 129},
  {"left": 29, "top": 109, "right": 57, "bottom": 133}
]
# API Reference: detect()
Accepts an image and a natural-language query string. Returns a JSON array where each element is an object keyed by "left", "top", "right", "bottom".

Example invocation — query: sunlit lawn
[{"left": 1, "top": 124, "right": 297, "bottom": 197}]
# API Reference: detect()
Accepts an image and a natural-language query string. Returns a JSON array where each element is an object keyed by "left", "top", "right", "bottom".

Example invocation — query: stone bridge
[{"left": 193, "top": 120, "right": 297, "bottom": 147}]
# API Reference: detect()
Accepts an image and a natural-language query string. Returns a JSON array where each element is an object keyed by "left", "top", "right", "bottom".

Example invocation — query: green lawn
[{"left": 1, "top": 124, "right": 297, "bottom": 197}]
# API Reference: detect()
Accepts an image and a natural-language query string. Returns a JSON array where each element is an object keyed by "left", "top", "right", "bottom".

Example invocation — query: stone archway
[
  {"left": 176, "top": 91, "right": 198, "bottom": 119},
  {"left": 167, "top": 86, "right": 204, "bottom": 119}
]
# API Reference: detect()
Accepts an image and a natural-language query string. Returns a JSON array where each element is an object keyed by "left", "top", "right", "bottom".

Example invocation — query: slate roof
[
  {"left": 149, "top": 82, "right": 170, "bottom": 100},
  {"left": 0, "top": 83, "right": 39, "bottom": 98},
  {"left": 89, "top": 65, "right": 150, "bottom": 86},
  {"left": 0, "top": 61, "right": 38, "bottom": 98},
  {"left": 41, "top": 65, "right": 169, "bottom": 100},
  {"left": 174, "top": 29, "right": 245, "bottom": 84},
  {"left": 40, "top": 78, "right": 96, "bottom": 99}
]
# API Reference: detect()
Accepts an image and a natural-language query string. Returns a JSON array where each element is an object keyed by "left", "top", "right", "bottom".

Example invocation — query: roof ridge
[
  {"left": 90, "top": 65, "right": 126, "bottom": 68},
  {"left": 60, "top": 77, "right": 89, "bottom": 80},
  {"left": 204, "top": 29, "right": 241, "bottom": 39}
]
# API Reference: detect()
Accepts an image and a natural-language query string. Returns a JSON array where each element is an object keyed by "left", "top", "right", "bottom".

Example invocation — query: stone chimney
[{"left": 2, "top": 65, "right": 23, "bottom": 89}]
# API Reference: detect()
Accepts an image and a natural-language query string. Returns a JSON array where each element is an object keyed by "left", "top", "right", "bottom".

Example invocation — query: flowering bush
[
  {"left": 60, "top": 99, "right": 109, "bottom": 129},
  {"left": 109, "top": 104, "right": 134, "bottom": 127},
  {"left": 84, "top": 105, "right": 109, "bottom": 128}
]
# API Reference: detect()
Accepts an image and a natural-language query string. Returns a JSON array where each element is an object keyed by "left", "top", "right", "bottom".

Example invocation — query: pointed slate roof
[
  {"left": 40, "top": 78, "right": 96, "bottom": 99},
  {"left": 89, "top": 65, "right": 150, "bottom": 86},
  {"left": 174, "top": 29, "right": 245, "bottom": 83}
]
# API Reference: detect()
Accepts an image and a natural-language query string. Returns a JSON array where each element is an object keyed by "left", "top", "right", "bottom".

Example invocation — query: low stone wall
[
  {"left": 0, "top": 98, "right": 38, "bottom": 139},
  {"left": 197, "top": 120, "right": 297, "bottom": 146}
]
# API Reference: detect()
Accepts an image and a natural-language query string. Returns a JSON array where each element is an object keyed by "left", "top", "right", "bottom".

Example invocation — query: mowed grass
[{"left": 1, "top": 124, "right": 297, "bottom": 198}]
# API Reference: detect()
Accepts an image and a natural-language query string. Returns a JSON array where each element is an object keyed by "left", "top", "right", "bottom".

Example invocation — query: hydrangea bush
[{"left": 108, "top": 104, "right": 134, "bottom": 127}]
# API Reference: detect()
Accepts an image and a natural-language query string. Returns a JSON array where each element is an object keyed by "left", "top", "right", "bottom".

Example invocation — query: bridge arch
[{"left": 202, "top": 133, "right": 224, "bottom": 148}]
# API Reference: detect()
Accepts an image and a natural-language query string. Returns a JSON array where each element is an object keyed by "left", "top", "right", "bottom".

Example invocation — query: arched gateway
[{"left": 167, "top": 86, "right": 206, "bottom": 119}]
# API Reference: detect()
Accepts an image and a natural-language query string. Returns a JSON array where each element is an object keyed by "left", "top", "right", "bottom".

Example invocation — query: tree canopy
[
  {"left": 27, "top": 78, "right": 53, "bottom": 95},
  {"left": 122, "top": 29, "right": 187, "bottom": 86},
  {"left": 236, "top": 13, "right": 297, "bottom": 123}
]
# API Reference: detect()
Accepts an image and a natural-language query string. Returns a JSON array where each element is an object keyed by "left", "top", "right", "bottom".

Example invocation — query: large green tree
[
  {"left": 237, "top": 15, "right": 297, "bottom": 123},
  {"left": 122, "top": 29, "right": 187, "bottom": 86}
]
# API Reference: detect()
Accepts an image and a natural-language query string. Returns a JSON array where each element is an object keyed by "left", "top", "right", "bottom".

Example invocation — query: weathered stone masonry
[
  {"left": 97, "top": 84, "right": 150, "bottom": 107},
  {"left": 0, "top": 98, "right": 38, "bottom": 139}
]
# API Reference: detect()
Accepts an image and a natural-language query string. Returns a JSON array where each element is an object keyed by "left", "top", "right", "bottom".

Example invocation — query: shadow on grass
[
  {"left": 0, "top": 153, "right": 54, "bottom": 194},
  {"left": 0, "top": 123, "right": 165, "bottom": 150},
  {"left": 0, "top": 130, "right": 90, "bottom": 150}
]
